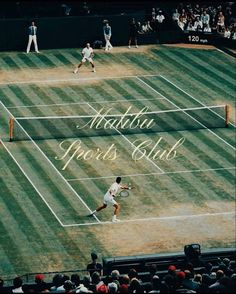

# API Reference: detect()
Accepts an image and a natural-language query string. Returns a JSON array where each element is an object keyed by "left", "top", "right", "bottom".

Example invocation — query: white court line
[
  {"left": 6, "top": 97, "right": 166, "bottom": 109},
  {"left": 66, "top": 166, "right": 236, "bottom": 182},
  {"left": 0, "top": 73, "right": 159, "bottom": 86},
  {"left": 160, "top": 75, "right": 236, "bottom": 128},
  {"left": 136, "top": 77, "right": 236, "bottom": 151},
  {"left": 0, "top": 101, "right": 101, "bottom": 223},
  {"left": 62, "top": 211, "right": 235, "bottom": 227},
  {"left": 216, "top": 48, "right": 231, "bottom": 56},
  {"left": 86, "top": 102, "right": 164, "bottom": 174},
  {"left": 0, "top": 138, "right": 64, "bottom": 227}
]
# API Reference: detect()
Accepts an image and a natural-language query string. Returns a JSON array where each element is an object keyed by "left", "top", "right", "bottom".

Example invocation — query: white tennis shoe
[{"left": 112, "top": 216, "right": 120, "bottom": 222}]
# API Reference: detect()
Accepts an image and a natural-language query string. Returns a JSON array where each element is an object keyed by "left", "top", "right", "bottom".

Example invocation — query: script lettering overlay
[{"left": 54, "top": 106, "right": 186, "bottom": 170}]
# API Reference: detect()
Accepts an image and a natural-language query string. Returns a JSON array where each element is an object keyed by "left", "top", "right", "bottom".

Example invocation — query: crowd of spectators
[
  {"left": 172, "top": 2, "right": 236, "bottom": 40},
  {"left": 1, "top": 253, "right": 236, "bottom": 293},
  {"left": 148, "top": 8, "right": 166, "bottom": 33}
]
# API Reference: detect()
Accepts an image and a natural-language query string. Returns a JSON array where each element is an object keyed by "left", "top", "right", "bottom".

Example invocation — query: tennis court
[{"left": 0, "top": 45, "right": 235, "bottom": 278}]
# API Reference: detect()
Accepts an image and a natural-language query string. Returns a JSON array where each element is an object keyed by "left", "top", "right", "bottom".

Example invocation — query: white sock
[
  {"left": 92, "top": 210, "right": 97, "bottom": 214},
  {"left": 112, "top": 215, "right": 116, "bottom": 220}
]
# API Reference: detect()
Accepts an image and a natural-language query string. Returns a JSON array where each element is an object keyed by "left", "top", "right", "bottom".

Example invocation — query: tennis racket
[{"left": 118, "top": 185, "right": 135, "bottom": 197}]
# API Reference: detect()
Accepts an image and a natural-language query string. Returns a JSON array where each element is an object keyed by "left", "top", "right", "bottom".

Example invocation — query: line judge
[{"left": 26, "top": 21, "right": 40, "bottom": 54}]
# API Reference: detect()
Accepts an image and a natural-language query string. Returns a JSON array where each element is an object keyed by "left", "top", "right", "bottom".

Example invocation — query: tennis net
[{"left": 9, "top": 104, "right": 230, "bottom": 141}]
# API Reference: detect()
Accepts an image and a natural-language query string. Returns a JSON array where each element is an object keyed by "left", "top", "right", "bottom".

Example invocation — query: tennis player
[
  {"left": 89, "top": 177, "right": 129, "bottom": 222},
  {"left": 74, "top": 43, "right": 96, "bottom": 74}
]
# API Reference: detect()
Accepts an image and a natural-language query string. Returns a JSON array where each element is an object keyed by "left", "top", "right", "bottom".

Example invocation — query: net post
[
  {"left": 225, "top": 105, "right": 230, "bottom": 128},
  {"left": 9, "top": 117, "right": 14, "bottom": 142}
]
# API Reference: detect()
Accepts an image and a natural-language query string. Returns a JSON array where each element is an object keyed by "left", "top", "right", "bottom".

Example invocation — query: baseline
[
  {"left": 62, "top": 211, "right": 235, "bottom": 227},
  {"left": 0, "top": 73, "right": 159, "bottom": 86},
  {"left": 6, "top": 97, "right": 166, "bottom": 110}
]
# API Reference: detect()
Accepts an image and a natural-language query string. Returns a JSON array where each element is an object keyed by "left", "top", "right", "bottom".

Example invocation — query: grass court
[{"left": 0, "top": 44, "right": 235, "bottom": 280}]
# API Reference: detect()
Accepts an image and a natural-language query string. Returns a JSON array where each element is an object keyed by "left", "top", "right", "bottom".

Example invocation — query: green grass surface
[{"left": 0, "top": 45, "right": 235, "bottom": 281}]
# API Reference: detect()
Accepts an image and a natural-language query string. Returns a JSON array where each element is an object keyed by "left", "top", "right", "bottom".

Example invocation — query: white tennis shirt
[
  {"left": 82, "top": 47, "right": 93, "bottom": 58},
  {"left": 108, "top": 182, "right": 121, "bottom": 196}
]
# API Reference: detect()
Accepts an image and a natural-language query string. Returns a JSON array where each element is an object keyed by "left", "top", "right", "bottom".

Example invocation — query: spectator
[
  {"left": 151, "top": 8, "right": 156, "bottom": 20},
  {"left": 198, "top": 273, "right": 211, "bottom": 293},
  {"left": 129, "top": 278, "right": 144, "bottom": 293},
  {"left": 222, "top": 258, "right": 231, "bottom": 268},
  {"left": 229, "top": 274, "right": 236, "bottom": 294},
  {"left": 50, "top": 273, "right": 65, "bottom": 292},
  {"left": 209, "top": 269, "right": 225, "bottom": 289},
  {"left": 141, "top": 21, "right": 153, "bottom": 33},
  {"left": 103, "top": 22, "right": 113, "bottom": 51},
  {"left": 128, "top": 268, "right": 138, "bottom": 281},
  {"left": 178, "top": 10, "right": 188, "bottom": 30},
  {"left": 224, "top": 27, "right": 231, "bottom": 38},
  {"left": 34, "top": 274, "right": 48, "bottom": 292},
  {"left": 148, "top": 264, "right": 158, "bottom": 279},
  {"left": 55, "top": 275, "right": 71, "bottom": 292},
  {"left": 203, "top": 24, "right": 212, "bottom": 32},
  {"left": 209, "top": 276, "right": 230, "bottom": 294},
  {"left": 119, "top": 275, "right": 130, "bottom": 293},
  {"left": 26, "top": 21, "right": 39, "bottom": 54},
  {"left": 168, "top": 265, "right": 177, "bottom": 276},
  {"left": 76, "top": 275, "right": 93, "bottom": 293},
  {"left": 12, "top": 277, "right": 23, "bottom": 293},
  {"left": 156, "top": 10, "right": 165, "bottom": 35},
  {"left": 193, "top": 273, "right": 202, "bottom": 284},
  {"left": 182, "top": 270, "right": 200, "bottom": 291},
  {"left": 175, "top": 271, "right": 190, "bottom": 293},
  {"left": 108, "top": 282, "right": 118, "bottom": 293},
  {"left": 194, "top": 16, "right": 203, "bottom": 31},
  {"left": 229, "top": 260, "right": 236, "bottom": 274},
  {"left": 64, "top": 280, "right": 74, "bottom": 294},
  {"left": 110, "top": 270, "right": 120, "bottom": 287},
  {"left": 91, "top": 271, "right": 108, "bottom": 293},
  {"left": 87, "top": 252, "right": 103, "bottom": 276},
  {"left": 156, "top": 10, "right": 165, "bottom": 24},
  {"left": 217, "top": 11, "right": 225, "bottom": 32},
  {"left": 172, "top": 8, "right": 180, "bottom": 23},
  {"left": 201, "top": 10, "right": 210, "bottom": 29},
  {"left": 128, "top": 18, "right": 138, "bottom": 48},
  {"left": 97, "top": 283, "right": 108, "bottom": 293},
  {"left": 186, "top": 20, "right": 195, "bottom": 31},
  {"left": 149, "top": 275, "right": 161, "bottom": 293},
  {"left": 71, "top": 274, "right": 81, "bottom": 288},
  {"left": 137, "top": 21, "right": 143, "bottom": 34}
]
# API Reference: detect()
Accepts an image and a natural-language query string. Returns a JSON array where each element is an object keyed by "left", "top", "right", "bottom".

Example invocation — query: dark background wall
[{"left": 0, "top": 13, "right": 141, "bottom": 51}]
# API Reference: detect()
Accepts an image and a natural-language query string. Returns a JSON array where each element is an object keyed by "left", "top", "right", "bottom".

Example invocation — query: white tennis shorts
[
  {"left": 82, "top": 57, "right": 93, "bottom": 63},
  {"left": 103, "top": 193, "right": 117, "bottom": 206}
]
